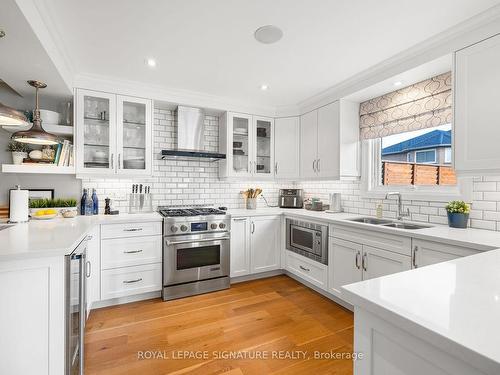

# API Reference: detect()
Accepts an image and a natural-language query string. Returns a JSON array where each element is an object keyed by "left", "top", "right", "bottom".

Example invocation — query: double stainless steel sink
[{"left": 348, "top": 217, "right": 432, "bottom": 230}]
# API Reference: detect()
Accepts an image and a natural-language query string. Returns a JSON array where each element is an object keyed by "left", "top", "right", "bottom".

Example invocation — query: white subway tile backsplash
[{"left": 81, "top": 108, "right": 500, "bottom": 232}]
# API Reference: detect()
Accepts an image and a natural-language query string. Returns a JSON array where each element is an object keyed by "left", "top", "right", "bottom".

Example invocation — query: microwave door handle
[{"left": 166, "top": 236, "right": 230, "bottom": 246}]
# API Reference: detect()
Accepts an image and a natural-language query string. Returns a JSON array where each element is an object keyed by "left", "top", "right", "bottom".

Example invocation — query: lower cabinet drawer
[
  {"left": 101, "top": 235, "right": 162, "bottom": 269},
  {"left": 101, "top": 263, "right": 162, "bottom": 300},
  {"left": 285, "top": 251, "right": 327, "bottom": 290},
  {"left": 101, "top": 221, "right": 162, "bottom": 239}
]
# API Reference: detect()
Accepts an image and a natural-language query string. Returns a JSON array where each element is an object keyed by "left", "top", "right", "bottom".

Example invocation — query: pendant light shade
[
  {"left": 11, "top": 80, "right": 59, "bottom": 145},
  {"left": 0, "top": 102, "right": 28, "bottom": 126}
]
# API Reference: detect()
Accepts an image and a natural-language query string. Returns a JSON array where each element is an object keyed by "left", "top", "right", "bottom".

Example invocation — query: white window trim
[
  {"left": 361, "top": 139, "right": 472, "bottom": 202},
  {"left": 444, "top": 147, "right": 452, "bottom": 164},
  {"left": 415, "top": 148, "right": 436, "bottom": 164}
]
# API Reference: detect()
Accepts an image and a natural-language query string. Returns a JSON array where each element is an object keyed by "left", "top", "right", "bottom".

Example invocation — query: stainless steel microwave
[{"left": 286, "top": 218, "right": 328, "bottom": 265}]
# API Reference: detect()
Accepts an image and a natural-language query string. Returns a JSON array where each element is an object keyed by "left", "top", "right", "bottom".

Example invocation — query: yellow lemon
[{"left": 45, "top": 209, "right": 57, "bottom": 215}]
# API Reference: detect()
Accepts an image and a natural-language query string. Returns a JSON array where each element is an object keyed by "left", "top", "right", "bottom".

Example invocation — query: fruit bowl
[{"left": 31, "top": 213, "right": 58, "bottom": 220}]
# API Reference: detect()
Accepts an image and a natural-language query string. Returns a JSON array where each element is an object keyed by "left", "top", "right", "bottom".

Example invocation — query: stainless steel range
[{"left": 159, "top": 206, "right": 231, "bottom": 301}]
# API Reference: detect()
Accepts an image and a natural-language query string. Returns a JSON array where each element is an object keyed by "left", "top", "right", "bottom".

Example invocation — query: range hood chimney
[{"left": 161, "top": 106, "right": 226, "bottom": 162}]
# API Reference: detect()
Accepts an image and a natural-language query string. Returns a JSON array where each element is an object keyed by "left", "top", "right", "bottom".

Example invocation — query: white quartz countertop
[
  {"left": 0, "top": 213, "right": 162, "bottom": 261},
  {"left": 342, "top": 249, "right": 500, "bottom": 374},
  {"left": 228, "top": 208, "right": 500, "bottom": 250}
]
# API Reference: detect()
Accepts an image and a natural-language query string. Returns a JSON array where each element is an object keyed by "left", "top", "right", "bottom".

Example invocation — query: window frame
[
  {"left": 444, "top": 147, "right": 452, "bottom": 164},
  {"left": 361, "top": 139, "right": 472, "bottom": 202},
  {"left": 415, "top": 149, "right": 437, "bottom": 164}
]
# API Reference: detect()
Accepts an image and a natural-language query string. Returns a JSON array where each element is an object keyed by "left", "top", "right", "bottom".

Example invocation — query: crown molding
[
  {"left": 15, "top": 0, "right": 75, "bottom": 92},
  {"left": 297, "top": 4, "right": 500, "bottom": 113},
  {"left": 74, "top": 73, "right": 277, "bottom": 117}
]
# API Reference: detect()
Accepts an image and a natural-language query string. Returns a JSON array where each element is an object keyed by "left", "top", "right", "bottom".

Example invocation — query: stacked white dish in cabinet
[{"left": 100, "top": 221, "right": 162, "bottom": 300}]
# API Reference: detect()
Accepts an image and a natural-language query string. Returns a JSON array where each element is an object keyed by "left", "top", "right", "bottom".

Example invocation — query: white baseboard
[
  {"left": 284, "top": 271, "right": 353, "bottom": 311},
  {"left": 90, "top": 291, "right": 161, "bottom": 310},
  {"left": 230, "top": 269, "right": 284, "bottom": 283}
]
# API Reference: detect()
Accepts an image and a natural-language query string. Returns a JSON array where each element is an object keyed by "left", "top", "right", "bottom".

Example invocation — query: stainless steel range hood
[{"left": 161, "top": 106, "right": 225, "bottom": 162}]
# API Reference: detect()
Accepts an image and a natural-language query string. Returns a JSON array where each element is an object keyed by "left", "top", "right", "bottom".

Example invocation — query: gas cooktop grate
[{"left": 158, "top": 207, "right": 226, "bottom": 217}]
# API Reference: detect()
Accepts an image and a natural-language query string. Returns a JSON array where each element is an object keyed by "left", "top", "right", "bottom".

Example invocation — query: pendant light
[
  {"left": 11, "top": 80, "right": 59, "bottom": 145},
  {"left": 0, "top": 102, "right": 28, "bottom": 126}
]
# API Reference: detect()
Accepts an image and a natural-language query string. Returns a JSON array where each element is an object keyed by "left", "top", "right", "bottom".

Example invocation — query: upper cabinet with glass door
[
  {"left": 76, "top": 90, "right": 116, "bottom": 174},
  {"left": 75, "top": 89, "right": 153, "bottom": 177},
  {"left": 219, "top": 112, "right": 274, "bottom": 179},
  {"left": 116, "top": 96, "right": 152, "bottom": 176}
]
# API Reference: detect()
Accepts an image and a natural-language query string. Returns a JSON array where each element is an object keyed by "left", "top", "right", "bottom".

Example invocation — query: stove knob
[
  {"left": 219, "top": 223, "right": 226, "bottom": 229},
  {"left": 210, "top": 223, "right": 218, "bottom": 230},
  {"left": 170, "top": 225, "right": 178, "bottom": 233},
  {"left": 180, "top": 225, "right": 188, "bottom": 232}
]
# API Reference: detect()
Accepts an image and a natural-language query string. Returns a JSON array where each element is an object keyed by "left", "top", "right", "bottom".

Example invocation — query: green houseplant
[
  {"left": 445, "top": 200, "right": 470, "bottom": 228},
  {"left": 7, "top": 141, "right": 29, "bottom": 165}
]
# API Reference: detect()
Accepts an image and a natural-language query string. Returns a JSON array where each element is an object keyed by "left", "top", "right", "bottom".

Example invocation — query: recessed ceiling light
[
  {"left": 394, "top": 81, "right": 403, "bottom": 87},
  {"left": 260, "top": 84, "right": 269, "bottom": 91},
  {"left": 145, "top": 58, "right": 157, "bottom": 67},
  {"left": 254, "top": 25, "right": 283, "bottom": 44}
]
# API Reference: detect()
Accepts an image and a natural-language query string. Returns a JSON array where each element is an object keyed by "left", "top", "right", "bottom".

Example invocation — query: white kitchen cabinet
[
  {"left": 274, "top": 116, "right": 300, "bottom": 179},
  {"left": 299, "top": 99, "right": 359, "bottom": 179},
  {"left": 230, "top": 217, "right": 251, "bottom": 277},
  {"left": 0, "top": 256, "right": 65, "bottom": 375},
  {"left": 299, "top": 110, "right": 318, "bottom": 179},
  {"left": 285, "top": 250, "right": 328, "bottom": 290},
  {"left": 412, "top": 238, "right": 482, "bottom": 268},
  {"left": 229, "top": 215, "right": 281, "bottom": 277},
  {"left": 99, "top": 220, "right": 162, "bottom": 302},
  {"left": 329, "top": 237, "right": 362, "bottom": 299},
  {"left": 329, "top": 237, "right": 411, "bottom": 300},
  {"left": 75, "top": 89, "right": 153, "bottom": 177},
  {"left": 362, "top": 245, "right": 411, "bottom": 280},
  {"left": 219, "top": 112, "right": 274, "bottom": 179},
  {"left": 86, "top": 227, "right": 100, "bottom": 315},
  {"left": 454, "top": 34, "right": 500, "bottom": 176},
  {"left": 250, "top": 216, "right": 281, "bottom": 273}
]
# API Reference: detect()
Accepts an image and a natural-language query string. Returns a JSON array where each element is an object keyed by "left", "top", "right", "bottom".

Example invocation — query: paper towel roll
[{"left": 9, "top": 186, "right": 29, "bottom": 223}]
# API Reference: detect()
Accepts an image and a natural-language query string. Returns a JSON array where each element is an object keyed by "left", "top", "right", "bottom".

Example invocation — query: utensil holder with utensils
[{"left": 242, "top": 187, "right": 262, "bottom": 209}]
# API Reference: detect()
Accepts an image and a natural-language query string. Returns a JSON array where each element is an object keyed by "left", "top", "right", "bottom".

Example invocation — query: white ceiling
[
  {"left": 0, "top": 0, "right": 71, "bottom": 101},
  {"left": 346, "top": 55, "right": 453, "bottom": 103},
  {"left": 21, "top": 0, "right": 500, "bottom": 107}
]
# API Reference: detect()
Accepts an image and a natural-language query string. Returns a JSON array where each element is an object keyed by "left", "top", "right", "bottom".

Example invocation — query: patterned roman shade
[{"left": 359, "top": 71, "right": 452, "bottom": 139}]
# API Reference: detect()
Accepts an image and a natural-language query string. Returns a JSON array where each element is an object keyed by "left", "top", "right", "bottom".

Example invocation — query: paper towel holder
[{"left": 8, "top": 185, "right": 30, "bottom": 223}]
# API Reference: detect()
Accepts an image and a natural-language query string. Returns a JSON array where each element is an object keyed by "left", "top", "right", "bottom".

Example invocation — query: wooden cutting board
[{"left": 0, "top": 206, "right": 9, "bottom": 219}]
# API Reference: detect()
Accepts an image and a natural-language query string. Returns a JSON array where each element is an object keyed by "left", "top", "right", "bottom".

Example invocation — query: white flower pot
[{"left": 12, "top": 151, "right": 27, "bottom": 165}]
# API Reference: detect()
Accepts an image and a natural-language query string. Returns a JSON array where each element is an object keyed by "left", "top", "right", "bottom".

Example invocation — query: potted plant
[
  {"left": 7, "top": 141, "right": 29, "bottom": 165},
  {"left": 445, "top": 200, "right": 470, "bottom": 228},
  {"left": 29, "top": 198, "right": 78, "bottom": 217}
]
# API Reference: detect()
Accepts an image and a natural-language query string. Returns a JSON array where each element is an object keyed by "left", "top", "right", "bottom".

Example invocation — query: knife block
[{"left": 128, "top": 193, "right": 153, "bottom": 213}]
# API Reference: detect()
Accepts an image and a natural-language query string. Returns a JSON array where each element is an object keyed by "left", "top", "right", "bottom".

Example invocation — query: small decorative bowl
[{"left": 61, "top": 209, "right": 77, "bottom": 218}]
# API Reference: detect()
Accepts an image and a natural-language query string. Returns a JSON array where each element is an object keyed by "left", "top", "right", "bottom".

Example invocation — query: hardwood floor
[{"left": 85, "top": 275, "right": 354, "bottom": 375}]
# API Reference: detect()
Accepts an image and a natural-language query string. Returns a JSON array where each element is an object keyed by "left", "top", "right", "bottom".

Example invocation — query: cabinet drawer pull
[
  {"left": 124, "top": 249, "right": 143, "bottom": 254},
  {"left": 355, "top": 251, "right": 360, "bottom": 269},
  {"left": 233, "top": 218, "right": 247, "bottom": 221},
  {"left": 362, "top": 253, "right": 367, "bottom": 271},
  {"left": 413, "top": 246, "right": 418, "bottom": 268},
  {"left": 299, "top": 265, "right": 310, "bottom": 272},
  {"left": 110, "top": 153, "right": 114, "bottom": 169},
  {"left": 123, "top": 228, "right": 143, "bottom": 232},
  {"left": 123, "top": 278, "right": 143, "bottom": 284}
]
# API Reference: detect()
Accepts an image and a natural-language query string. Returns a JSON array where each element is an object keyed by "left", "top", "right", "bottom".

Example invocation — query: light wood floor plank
[{"left": 85, "top": 275, "right": 354, "bottom": 375}]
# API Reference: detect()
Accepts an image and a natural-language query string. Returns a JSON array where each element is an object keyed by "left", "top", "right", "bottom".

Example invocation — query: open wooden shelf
[{"left": 1, "top": 123, "right": 74, "bottom": 136}]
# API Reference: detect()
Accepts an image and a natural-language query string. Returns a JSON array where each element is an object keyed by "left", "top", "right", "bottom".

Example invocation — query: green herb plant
[
  {"left": 445, "top": 200, "right": 470, "bottom": 214},
  {"left": 29, "top": 198, "right": 78, "bottom": 208},
  {"left": 6, "top": 141, "right": 30, "bottom": 153}
]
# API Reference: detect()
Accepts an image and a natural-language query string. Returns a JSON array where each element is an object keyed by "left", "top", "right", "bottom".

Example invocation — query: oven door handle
[{"left": 166, "top": 236, "right": 230, "bottom": 246}]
